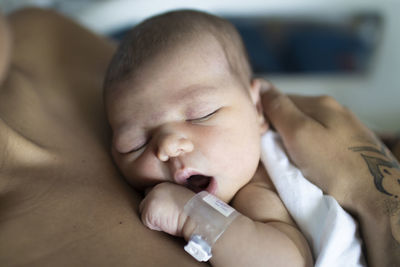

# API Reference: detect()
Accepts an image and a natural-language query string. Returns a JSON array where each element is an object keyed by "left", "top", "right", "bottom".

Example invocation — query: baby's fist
[{"left": 139, "top": 182, "right": 195, "bottom": 236}]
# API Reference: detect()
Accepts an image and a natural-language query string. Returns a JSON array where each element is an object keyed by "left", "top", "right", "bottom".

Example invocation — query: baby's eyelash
[
  {"left": 126, "top": 139, "right": 150, "bottom": 154},
  {"left": 188, "top": 109, "right": 220, "bottom": 122}
]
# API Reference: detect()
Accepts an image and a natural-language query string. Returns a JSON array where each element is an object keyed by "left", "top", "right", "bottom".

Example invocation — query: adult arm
[
  {"left": 260, "top": 80, "right": 400, "bottom": 267},
  {"left": 380, "top": 134, "right": 400, "bottom": 161}
]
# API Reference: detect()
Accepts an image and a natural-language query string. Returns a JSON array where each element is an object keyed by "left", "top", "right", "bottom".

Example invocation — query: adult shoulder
[{"left": 0, "top": 8, "right": 204, "bottom": 266}]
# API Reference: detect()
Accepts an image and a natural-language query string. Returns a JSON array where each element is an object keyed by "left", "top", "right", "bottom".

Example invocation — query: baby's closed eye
[
  {"left": 114, "top": 134, "right": 149, "bottom": 154},
  {"left": 186, "top": 108, "right": 220, "bottom": 123},
  {"left": 126, "top": 139, "right": 150, "bottom": 153}
]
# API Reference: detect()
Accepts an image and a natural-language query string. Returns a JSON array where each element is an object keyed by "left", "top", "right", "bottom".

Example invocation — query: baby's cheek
[
  {"left": 201, "top": 127, "right": 230, "bottom": 153},
  {"left": 120, "top": 151, "right": 164, "bottom": 188},
  {"left": 205, "top": 127, "right": 256, "bottom": 171}
]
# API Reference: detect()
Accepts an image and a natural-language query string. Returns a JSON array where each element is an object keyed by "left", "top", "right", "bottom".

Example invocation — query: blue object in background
[
  {"left": 232, "top": 20, "right": 282, "bottom": 73},
  {"left": 111, "top": 16, "right": 376, "bottom": 74},
  {"left": 283, "top": 27, "right": 368, "bottom": 73},
  {"left": 230, "top": 17, "right": 374, "bottom": 74}
]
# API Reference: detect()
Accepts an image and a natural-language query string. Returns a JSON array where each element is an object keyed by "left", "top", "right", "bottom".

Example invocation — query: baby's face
[{"left": 107, "top": 35, "right": 266, "bottom": 202}]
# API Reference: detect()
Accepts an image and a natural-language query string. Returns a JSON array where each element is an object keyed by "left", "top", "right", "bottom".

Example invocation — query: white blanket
[{"left": 260, "top": 131, "right": 366, "bottom": 267}]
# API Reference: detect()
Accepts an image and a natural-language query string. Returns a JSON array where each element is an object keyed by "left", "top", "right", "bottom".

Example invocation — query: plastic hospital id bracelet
[{"left": 183, "top": 191, "right": 239, "bottom": 262}]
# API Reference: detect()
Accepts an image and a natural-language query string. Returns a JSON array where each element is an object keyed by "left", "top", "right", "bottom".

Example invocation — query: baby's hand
[{"left": 139, "top": 182, "right": 195, "bottom": 236}]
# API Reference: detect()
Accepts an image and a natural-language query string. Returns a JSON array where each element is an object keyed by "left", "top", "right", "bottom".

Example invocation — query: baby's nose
[{"left": 157, "top": 134, "right": 194, "bottom": 161}]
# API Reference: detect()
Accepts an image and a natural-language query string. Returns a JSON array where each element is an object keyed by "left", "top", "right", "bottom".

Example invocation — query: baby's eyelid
[
  {"left": 123, "top": 139, "right": 149, "bottom": 154},
  {"left": 132, "top": 141, "right": 148, "bottom": 152},
  {"left": 188, "top": 108, "right": 220, "bottom": 122}
]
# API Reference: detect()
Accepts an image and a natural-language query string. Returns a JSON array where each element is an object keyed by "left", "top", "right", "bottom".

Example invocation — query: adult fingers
[
  {"left": 287, "top": 94, "right": 347, "bottom": 129},
  {"left": 260, "top": 81, "right": 316, "bottom": 140}
]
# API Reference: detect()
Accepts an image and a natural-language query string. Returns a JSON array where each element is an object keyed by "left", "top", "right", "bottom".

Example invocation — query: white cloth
[{"left": 260, "top": 131, "right": 365, "bottom": 267}]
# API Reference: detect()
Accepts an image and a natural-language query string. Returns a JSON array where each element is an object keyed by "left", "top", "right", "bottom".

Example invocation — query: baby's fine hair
[{"left": 103, "top": 9, "right": 252, "bottom": 94}]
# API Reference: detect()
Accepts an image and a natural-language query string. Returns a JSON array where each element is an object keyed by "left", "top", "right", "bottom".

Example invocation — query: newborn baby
[{"left": 103, "top": 9, "right": 313, "bottom": 266}]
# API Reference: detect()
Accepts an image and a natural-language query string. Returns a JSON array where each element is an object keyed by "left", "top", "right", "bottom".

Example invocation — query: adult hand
[
  {"left": 259, "top": 79, "right": 400, "bottom": 267},
  {"left": 259, "top": 79, "right": 399, "bottom": 207}
]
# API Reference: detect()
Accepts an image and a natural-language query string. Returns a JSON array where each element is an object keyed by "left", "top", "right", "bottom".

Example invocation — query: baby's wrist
[
  {"left": 182, "top": 191, "right": 240, "bottom": 262},
  {"left": 182, "top": 214, "right": 196, "bottom": 241}
]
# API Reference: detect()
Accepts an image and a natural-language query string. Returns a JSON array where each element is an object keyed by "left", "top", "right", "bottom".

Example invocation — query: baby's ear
[{"left": 249, "top": 79, "right": 269, "bottom": 134}]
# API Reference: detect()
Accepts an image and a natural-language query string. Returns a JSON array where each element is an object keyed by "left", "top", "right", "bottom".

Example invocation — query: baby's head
[{"left": 104, "top": 10, "right": 268, "bottom": 202}]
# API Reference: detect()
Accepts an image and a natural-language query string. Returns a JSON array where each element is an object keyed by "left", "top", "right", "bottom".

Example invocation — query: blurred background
[{"left": 1, "top": 0, "right": 399, "bottom": 132}]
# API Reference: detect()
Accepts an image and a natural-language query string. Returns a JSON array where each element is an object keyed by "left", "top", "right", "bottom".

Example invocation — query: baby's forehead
[
  {"left": 112, "top": 81, "right": 221, "bottom": 112},
  {"left": 110, "top": 73, "right": 243, "bottom": 114},
  {"left": 106, "top": 34, "right": 247, "bottom": 125}
]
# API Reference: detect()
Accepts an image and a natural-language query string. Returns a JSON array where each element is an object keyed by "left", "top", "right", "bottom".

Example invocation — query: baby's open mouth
[{"left": 186, "top": 175, "right": 212, "bottom": 193}]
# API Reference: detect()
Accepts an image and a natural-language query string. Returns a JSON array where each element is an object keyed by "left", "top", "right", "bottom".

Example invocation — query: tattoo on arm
[
  {"left": 349, "top": 142, "right": 400, "bottom": 249},
  {"left": 349, "top": 143, "right": 400, "bottom": 197},
  {"left": 350, "top": 142, "right": 400, "bottom": 244},
  {"left": 350, "top": 144, "right": 400, "bottom": 197}
]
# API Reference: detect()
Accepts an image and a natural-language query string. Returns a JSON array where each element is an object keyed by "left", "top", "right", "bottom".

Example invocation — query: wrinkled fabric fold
[{"left": 261, "top": 131, "right": 365, "bottom": 267}]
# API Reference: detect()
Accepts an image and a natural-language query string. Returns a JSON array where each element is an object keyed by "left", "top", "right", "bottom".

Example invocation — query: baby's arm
[
  {"left": 210, "top": 166, "right": 313, "bottom": 267},
  {"left": 140, "top": 170, "right": 313, "bottom": 267}
]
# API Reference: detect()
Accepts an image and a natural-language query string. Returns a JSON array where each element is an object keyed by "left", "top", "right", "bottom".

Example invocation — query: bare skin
[
  {"left": 260, "top": 80, "right": 400, "bottom": 267},
  {"left": 0, "top": 8, "right": 205, "bottom": 266}
]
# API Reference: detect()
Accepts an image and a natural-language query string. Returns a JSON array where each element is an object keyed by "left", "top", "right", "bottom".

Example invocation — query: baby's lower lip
[{"left": 205, "top": 177, "right": 217, "bottom": 195}]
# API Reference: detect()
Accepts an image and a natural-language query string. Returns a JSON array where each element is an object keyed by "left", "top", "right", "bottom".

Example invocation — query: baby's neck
[{"left": 248, "top": 162, "right": 275, "bottom": 190}]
